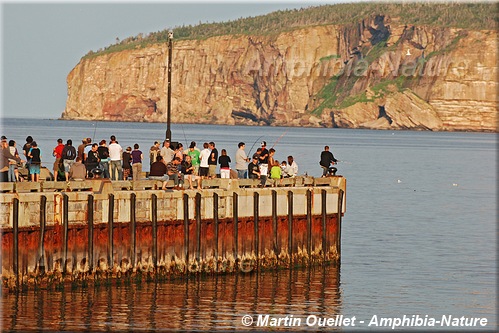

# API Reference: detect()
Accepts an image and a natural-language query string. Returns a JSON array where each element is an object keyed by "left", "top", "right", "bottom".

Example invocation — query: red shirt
[{"left": 53, "top": 143, "right": 65, "bottom": 159}]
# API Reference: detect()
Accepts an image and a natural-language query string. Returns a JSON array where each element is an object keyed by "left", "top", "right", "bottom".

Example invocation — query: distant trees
[{"left": 84, "top": 2, "right": 497, "bottom": 59}]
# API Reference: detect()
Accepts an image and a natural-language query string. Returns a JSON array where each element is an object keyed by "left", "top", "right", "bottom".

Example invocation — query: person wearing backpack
[{"left": 61, "top": 139, "right": 77, "bottom": 182}]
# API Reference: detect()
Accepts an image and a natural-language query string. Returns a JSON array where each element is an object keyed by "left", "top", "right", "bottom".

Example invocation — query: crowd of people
[{"left": 1, "top": 134, "right": 339, "bottom": 186}]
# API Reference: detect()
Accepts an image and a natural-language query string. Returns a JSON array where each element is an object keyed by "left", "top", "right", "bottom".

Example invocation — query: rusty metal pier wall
[{"left": 0, "top": 177, "right": 346, "bottom": 291}]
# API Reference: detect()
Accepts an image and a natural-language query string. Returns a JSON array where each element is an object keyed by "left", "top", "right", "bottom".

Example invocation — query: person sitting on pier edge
[
  {"left": 166, "top": 156, "right": 183, "bottom": 190},
  {"left": 287, "top": 155, "right": 298, "bottom": 177},
  {"left": 181, "top": 155, "right": 199, "bottom": 189},
  {"left": 85, "top": 143, "right": 100, "bottom": 178},
  {"left": 149, "top": 155, "right": 169, "bottom": 190},
  {"left": 248, "top": 156, "right": 260, "bottom": 186},
  {"left": 320, "top": 145, "right": 338, "bottom": 177},
  {"left": 69, "top": 157, "right": 87, "bottom": 181}
]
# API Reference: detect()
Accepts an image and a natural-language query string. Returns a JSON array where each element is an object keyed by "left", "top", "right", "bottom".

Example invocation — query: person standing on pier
[
  {"left": 287, "top": 156, "right": 298, "bottom": 177},
  {"left": 218, "top": 149, "right": 231, "bottom": 179},
  {"left": 149, "top": 141, "right": 161, "bottom": 167},
  {"left": 131, "top": 144, "right": 143, "bottom": 181},
  {"left": 22, "top": 136, "right": 33, "bottom": 179},
  {"left": 198, "top": 142, "right": 211, "bottom": 180},
  {"left": 52, "top": 138, "right": 65, "bottom": 181},
  {"left": 122, "top": 147, "right": 132, "bottom": 180},
  {"left": 258, "top": 141, "right": 269, "bottom": 187},
  {"left": 320, "top": 145, "right": 338, "bottom": 176},
  {"left": 235, "top": 142, "right": 249, "bottom": 179},
  {"left": 187, "top": 142, "right": 201, "bottom": 176},
  {"left": 160, "top": 139, "right": 175, "bottom": 163},
  {"left": 27, "top": 141, "right": 41, "bottom": 182},
  {"left": 208, "top": 142, "right": 218, "bottom": 179},
  {"left": 1, "top": 137, "right": 21, "bottom": 182},
  {"left": 97, "top": 140, "right": 110, "bottom": 179},
  {"left": 61, "top": 139, "right": 77, "bottom": 182},
  {"left": 108, "top": 135, "right": 123, "bottom": 180}
]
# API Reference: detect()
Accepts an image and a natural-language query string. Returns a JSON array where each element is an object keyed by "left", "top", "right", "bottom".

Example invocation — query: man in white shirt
[
  {"left": 160, "top": 139, "right": 175, "bottom": 163},
  {"left": 198, "top": 142, "right": 211, "bottom": 179},
  {"left": 235, "top": 142, "right": 249, "bottom": 179},
  {"left": 108, "top": 135, "right": 123, "bottom": 180},
  {"left": 287, "top": 155, "right": 298, "bottom": 177}
]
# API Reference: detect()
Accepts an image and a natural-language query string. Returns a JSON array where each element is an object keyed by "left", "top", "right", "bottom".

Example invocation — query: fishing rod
[
  {"left": 271, "top": 129, "right": 288, "bottom": 149},
  {"left": 91, "top": 122, "right": 97, "bottom": 142},
  {"left": 247, "top": 135, "right": 263, "bottom": 157},
  {"left": 180, "top": 123, "right": 188, "bottom": 147}
]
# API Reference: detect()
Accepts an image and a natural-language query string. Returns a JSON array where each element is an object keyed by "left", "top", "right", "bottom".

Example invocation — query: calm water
[{"left": 1, "top": 118, "right": 497, "bottom": 331}]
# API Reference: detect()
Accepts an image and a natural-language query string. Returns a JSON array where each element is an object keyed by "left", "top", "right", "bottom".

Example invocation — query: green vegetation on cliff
[{"left": 84, "top": 2, "right": 497, "bottom": 58}]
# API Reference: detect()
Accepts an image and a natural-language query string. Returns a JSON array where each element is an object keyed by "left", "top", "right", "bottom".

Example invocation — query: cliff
[{"left": 62, "top": 16, "right": 497, "bottom": 131}]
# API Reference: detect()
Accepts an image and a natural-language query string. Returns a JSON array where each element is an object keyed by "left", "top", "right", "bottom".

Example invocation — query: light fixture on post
[{"left": 166, "top": 30, "right": 173, "bottom": 141}]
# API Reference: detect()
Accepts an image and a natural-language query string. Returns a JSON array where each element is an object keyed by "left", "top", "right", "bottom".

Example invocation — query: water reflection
[{"left": 2, "top": 265, "right": 341, "bottom": 331}]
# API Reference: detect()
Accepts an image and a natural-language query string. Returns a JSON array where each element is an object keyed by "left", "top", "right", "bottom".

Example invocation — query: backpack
[{"left": 64, "top": 146, "right": 77, "bottom": 160}]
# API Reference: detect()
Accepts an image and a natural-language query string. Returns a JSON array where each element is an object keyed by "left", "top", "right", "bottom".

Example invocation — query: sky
[{"left": 1, "top": 0, "right": 345, "bottom": 120}]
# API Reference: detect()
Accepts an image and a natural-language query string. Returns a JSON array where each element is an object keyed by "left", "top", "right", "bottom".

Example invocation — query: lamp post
[{"left": 166, "top": 30, "right": 173, "bottom": 141}]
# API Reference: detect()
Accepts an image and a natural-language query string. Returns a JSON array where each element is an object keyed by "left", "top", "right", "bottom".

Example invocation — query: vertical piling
[
  {"left": 38, "top": 195, "right": 46, "bottom": 274},
  {"left": 306, "top": 190, "right": 312, "bottom": 258},
  {"left": 233, "top": 192, "right": 238, "bottom": 260},
  {"left": 321, "top": 190, "right": 327, "bottom": 261},
  {"left": 62, "top": 193, "right": 69, "bottom": 274},
  {"left": 337, "top": 190, "right": 344, "bottom": 260},
  {"left": 13, "top": 198, "right": 19, "bottom": 286},
  {"left": 272, "top": 190, "right": 278, "bottom": 255},
  {"left": 195, "top": 193, "right": 202, "bottom": 263},
  {"left": 287, "top": 191, "right": 293, "bottom": 264},
  {"left": 107, "top": 193, "right": 114, "bottom": 270},
  {"left": 130, "top": 193, "right": 136, "bottom": 269},
  {"left": 151, "top": 194, "right": 158, "bottom": 269},
  {"left": 182, "top": 193, "right": 189, "bottom": 266},
  {"left": 213, "top": 193, "right": 219, "bottom": 270},
  {"left": 87, "top": 195, "right": 94, "bottom": 272},
  {"left": 253, "top": 192, "right": 259, "bottom": 264}
]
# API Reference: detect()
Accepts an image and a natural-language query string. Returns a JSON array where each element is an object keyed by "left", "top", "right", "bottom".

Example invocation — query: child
[{"left": 270, "top": 160, "right": 282, "bottom": 186}]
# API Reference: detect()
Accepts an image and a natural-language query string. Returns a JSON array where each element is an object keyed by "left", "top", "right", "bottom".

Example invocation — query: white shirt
[
  {"left": 289, "top": 161, "right": 298, "bottom": 176},
  {"left": 108, "top": 142, "right": 123, "bottom": 161},
  {"left": 199, "top": 148, "right": 211, "bottom": 168}
]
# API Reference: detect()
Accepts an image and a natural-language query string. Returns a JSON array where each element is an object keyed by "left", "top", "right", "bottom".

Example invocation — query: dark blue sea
[{"left": 1, "top": 118, "right": 497, "bottom": 331}]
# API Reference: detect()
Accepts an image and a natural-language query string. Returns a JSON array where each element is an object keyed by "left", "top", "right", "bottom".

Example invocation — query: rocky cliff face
[{"left": 62, "top": 16, "right": 497, "bottom": 132}]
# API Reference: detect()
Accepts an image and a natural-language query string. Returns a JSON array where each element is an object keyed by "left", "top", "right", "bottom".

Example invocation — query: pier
[{"left": 0, "top": 176, "right": 346, "bottom": 291}]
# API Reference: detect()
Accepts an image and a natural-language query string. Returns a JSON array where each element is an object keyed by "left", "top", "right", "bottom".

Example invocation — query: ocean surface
[{"left": 1, "top": 118, "right": 497, "bottom": 331}]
